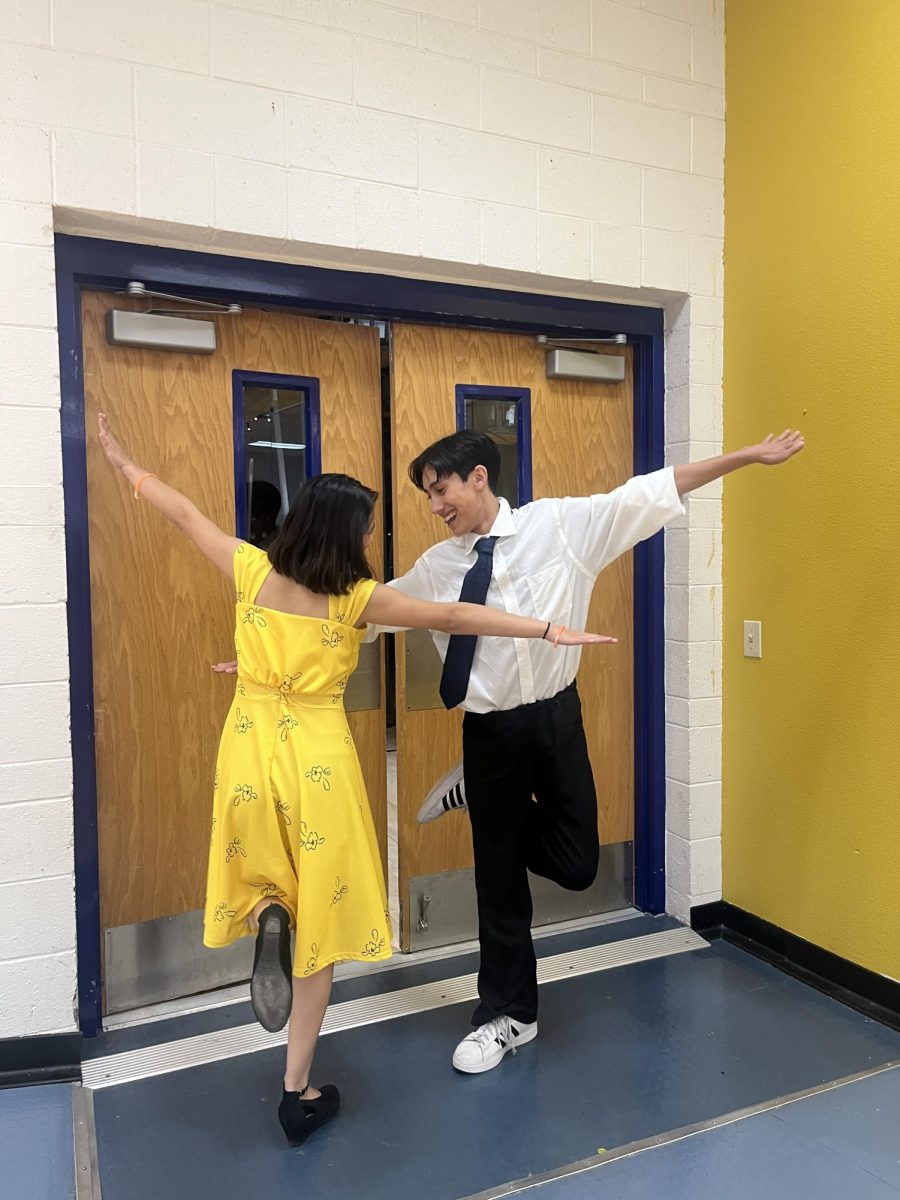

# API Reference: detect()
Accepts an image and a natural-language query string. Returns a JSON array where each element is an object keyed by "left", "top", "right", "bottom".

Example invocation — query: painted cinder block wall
[{"left": 0, "top": 0, "right": 724, "bottom": 1037}]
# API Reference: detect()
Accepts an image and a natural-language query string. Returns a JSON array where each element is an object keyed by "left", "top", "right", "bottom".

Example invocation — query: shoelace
[{"left": 469, "top": 1015, "right": 517, "bottom": 1055}]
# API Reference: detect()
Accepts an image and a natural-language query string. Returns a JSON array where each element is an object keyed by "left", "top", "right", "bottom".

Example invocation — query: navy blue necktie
[{"left": 439, "top": 536, "right": 498, "bottom": 710}]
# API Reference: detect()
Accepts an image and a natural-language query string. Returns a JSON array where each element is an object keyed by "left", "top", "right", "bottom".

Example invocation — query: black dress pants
[{"left": 462, "top": 682, "right": 599, "bottom": 1027}]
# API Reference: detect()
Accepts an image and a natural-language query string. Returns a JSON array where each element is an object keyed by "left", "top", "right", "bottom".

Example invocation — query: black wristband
[{"left": 541, "top": 621, "right": 551, "bottom": 640}]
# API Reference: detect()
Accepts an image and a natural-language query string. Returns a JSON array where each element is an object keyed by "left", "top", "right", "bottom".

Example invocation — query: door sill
[{"left": 103, "top": 906, "right": 642, "bottom": 1031}]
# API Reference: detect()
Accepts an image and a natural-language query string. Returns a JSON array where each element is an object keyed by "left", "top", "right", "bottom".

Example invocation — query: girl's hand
[
  {"left": 211, "top": 661, "right": 239, "bottom": 674},
  {"left": 98, "top": 413, "right": 133, "bottom": 472},
  {"left": 549, "top": 627, "right": 617, "bottom": 647}
]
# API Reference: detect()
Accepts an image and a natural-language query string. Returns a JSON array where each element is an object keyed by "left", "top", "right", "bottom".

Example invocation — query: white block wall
[{"left": 0, "top": 0, "right": 724, "bottom": 1036}]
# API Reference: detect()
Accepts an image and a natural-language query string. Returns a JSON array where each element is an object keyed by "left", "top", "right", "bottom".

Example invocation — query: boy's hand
[{"left": 750, "top": 429, "right": 805, "bottom": 465}]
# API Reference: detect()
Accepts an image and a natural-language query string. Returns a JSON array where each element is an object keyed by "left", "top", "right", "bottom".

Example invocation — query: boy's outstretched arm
[{"left": 673, "top": 429, "right": 805, "bottom": 496}]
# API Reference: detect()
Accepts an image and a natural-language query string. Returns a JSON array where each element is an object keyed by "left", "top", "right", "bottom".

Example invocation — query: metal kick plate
[
  {"left": 105, "top": 908, "right": 257, "bottom": 1014},
  {"left": 408, "top": 842, "right": 631, "bottom": 952},
  {"left": 345, "top": 639, "right": 381, "bottom": 712},
  {"left": 404, "top": 628, "right": 444, "bottom": 711}
]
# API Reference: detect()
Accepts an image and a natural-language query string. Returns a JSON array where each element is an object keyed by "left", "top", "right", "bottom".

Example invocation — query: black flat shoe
[
  {"left": 250, "top": 903, "right": 292, "bottom": 1032},
  {"left": 278, "top": 1085, "right": 340, "bottom": 1148}
]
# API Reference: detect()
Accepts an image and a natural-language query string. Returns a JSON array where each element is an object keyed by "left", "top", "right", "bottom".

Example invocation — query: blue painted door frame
[{"left": 55, "top": 234, "right": 668, "bottom": 1036}]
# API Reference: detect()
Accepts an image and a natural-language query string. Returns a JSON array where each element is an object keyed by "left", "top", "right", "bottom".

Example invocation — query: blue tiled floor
[
  {"left": 532, "top": 1067, "right": 900, "bottom": 1199},
  {"left": 88, "top": 940, "right": 900, "bottom": 1200},
  {"left": 4, "top": 935, "right": 898, "bottom": 1200},
  {"left": 772, "top": 1066, "right": 900, "bottom": 1192},
  {"left": 0, "top": 1083, "right": 75, "bottom": 1200}
]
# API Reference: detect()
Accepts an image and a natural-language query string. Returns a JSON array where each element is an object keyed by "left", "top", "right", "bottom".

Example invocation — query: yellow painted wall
[{"left": 723, "top": 0, "right": 900, "bottom": 979}]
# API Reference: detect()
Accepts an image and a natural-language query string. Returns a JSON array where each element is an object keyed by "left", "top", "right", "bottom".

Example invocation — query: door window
[{"left": 233, "top": 371, "right": 321, "bottom": 546}]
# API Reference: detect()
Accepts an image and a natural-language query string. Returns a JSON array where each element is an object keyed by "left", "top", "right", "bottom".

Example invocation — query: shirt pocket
[{"left": 526, "top": 558, "right": 573, "bottom": 623}]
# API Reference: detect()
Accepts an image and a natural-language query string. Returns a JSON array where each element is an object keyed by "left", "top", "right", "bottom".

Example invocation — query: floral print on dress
[
  {"left": 225, "top": 837, "right": 247, "bottom": 863},
  {"left": 233, "top": 783, "right": 258, "bottom": 806},
  {"left": 305, "top": 765, "right": 332, "bottom": 791},
  {"left": 321, "top": 625, "right": 343, "bottom": 648},
  {"left": 236, "top": 680, "right": 246, "bottom": 697},
  {"left": 278, "top": 672, "right": 303, "bottom": 694},
  {"left": 213, "top": 901, "right": 236, "bottom": 922},
  {"left": 362, "top": 929, "right": 386, "bottom": 958},
  {"left": 243, "top": 606, "right": 267, "bottom": 627},
  {"left": 258, "top": 881, "right": 278, "bottom": 899},
  {"left": 277, "top": 713, "right": 299, "bottom": 742},
  {"left": 213, "top": 768, "right": 220, "bottom": 791},
  {"left": 298, "top": 821, "right": 325, "bottom": 851},
  {"left": 303, "top": 943, "right": 320, "bottom": 976},
  {"left": 331, "top": 877, "right": 348, "bottom": 906},
  {"left": 334, "top": 610, "right": 346, "bottom": 625},
  {"left": 274, "top": 798, "right": 291, "bottom": 826},
  {"left": 233, "top": 708, "right": 253, "bottom": 734}
]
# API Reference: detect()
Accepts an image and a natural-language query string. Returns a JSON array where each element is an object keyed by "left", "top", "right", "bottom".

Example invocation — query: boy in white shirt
[{"left": 381, "top": 428, "right": 804, "bottom": 1074}]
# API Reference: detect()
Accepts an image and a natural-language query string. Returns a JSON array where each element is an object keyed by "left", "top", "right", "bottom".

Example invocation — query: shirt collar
[{"left": 456, "top": 497, "right": 517, "bottom": 553}]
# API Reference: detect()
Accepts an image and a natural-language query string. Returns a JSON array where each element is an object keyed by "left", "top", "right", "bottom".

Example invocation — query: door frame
[{"left": 56, "top": 233, "right": 668, "bottom": 1037}]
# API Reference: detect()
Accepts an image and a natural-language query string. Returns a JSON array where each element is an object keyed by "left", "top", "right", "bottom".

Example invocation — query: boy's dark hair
[
  {"left": 267, "top": 472, "right": 377, "bottom": 595},
  {"left": 408, "top": 430, "right": 500, "bottom": 493}
]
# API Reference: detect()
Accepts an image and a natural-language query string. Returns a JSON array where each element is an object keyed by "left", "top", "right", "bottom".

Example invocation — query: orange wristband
[
  {"left": 133, "top": 472, "right": 158, "bottom": 499},
  {"left": 551, "top": 624, "right": 566, "bottom": 648}
]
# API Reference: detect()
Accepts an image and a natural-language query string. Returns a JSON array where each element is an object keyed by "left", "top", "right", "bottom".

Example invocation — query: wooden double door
[{"left": 83, "top": 291, "right": 634, "bottom": 1010}]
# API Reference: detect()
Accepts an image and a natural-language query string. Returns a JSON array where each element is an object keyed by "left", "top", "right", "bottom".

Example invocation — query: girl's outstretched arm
[
  {"left": 360, "top": 582, "right": 616, "bottom": 647},
  {"left": 98, "top": 413, "right": 240, "bottom": 577}
]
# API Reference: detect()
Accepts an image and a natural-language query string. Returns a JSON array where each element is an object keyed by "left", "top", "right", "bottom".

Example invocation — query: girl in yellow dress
[{"left": 97, "top": 413, "right": 613, "bottom": 1148}]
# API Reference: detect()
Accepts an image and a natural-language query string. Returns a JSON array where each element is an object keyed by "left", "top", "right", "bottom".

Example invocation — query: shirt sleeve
[
  {"left": 556, "top": 466, "right": 685, "bottom": 577},
  {"left": 360, "top": 553, "right": 438, "bottom": 641}
]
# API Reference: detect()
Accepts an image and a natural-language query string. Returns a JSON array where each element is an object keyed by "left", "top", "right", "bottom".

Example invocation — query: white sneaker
[
  {"left": 452, "top": 1016, "right": 538, "bottom": 1074},
  {"left": 417, "top": 760, "right": 467, "bottom": 825}
]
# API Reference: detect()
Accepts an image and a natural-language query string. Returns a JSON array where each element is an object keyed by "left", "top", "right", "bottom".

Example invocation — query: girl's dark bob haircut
[
  {"left": 267, "top": 472, "right": 378, "bottom": 595},
  {"left": 408, "top": 430, "right": 500, "bottom": 493}
]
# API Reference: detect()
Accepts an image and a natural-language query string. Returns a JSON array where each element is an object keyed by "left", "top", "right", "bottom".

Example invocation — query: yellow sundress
[{"left": 203, "top": 542, "right": 391, "bottom": 975}]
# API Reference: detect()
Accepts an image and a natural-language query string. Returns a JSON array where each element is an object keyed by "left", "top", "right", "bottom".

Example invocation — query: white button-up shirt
[{"left": 371, "top": 467, "right": 685, "bottom": 714}]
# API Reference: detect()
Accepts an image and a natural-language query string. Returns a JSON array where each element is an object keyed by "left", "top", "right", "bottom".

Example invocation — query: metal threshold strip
[
  {"left": 458, "top": 1059, "right": 900, "bottom": 1199},
  {"left": 71, "top": 1084, "right": 101, "bottom": 1200},
  {"left": 82, "top": 927, "right": 706, "bottom": 1090}
]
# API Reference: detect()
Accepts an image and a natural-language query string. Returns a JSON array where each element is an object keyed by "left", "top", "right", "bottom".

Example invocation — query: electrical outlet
[{"left": 743, "top": 620, "right": 762, "bottom": 659}]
